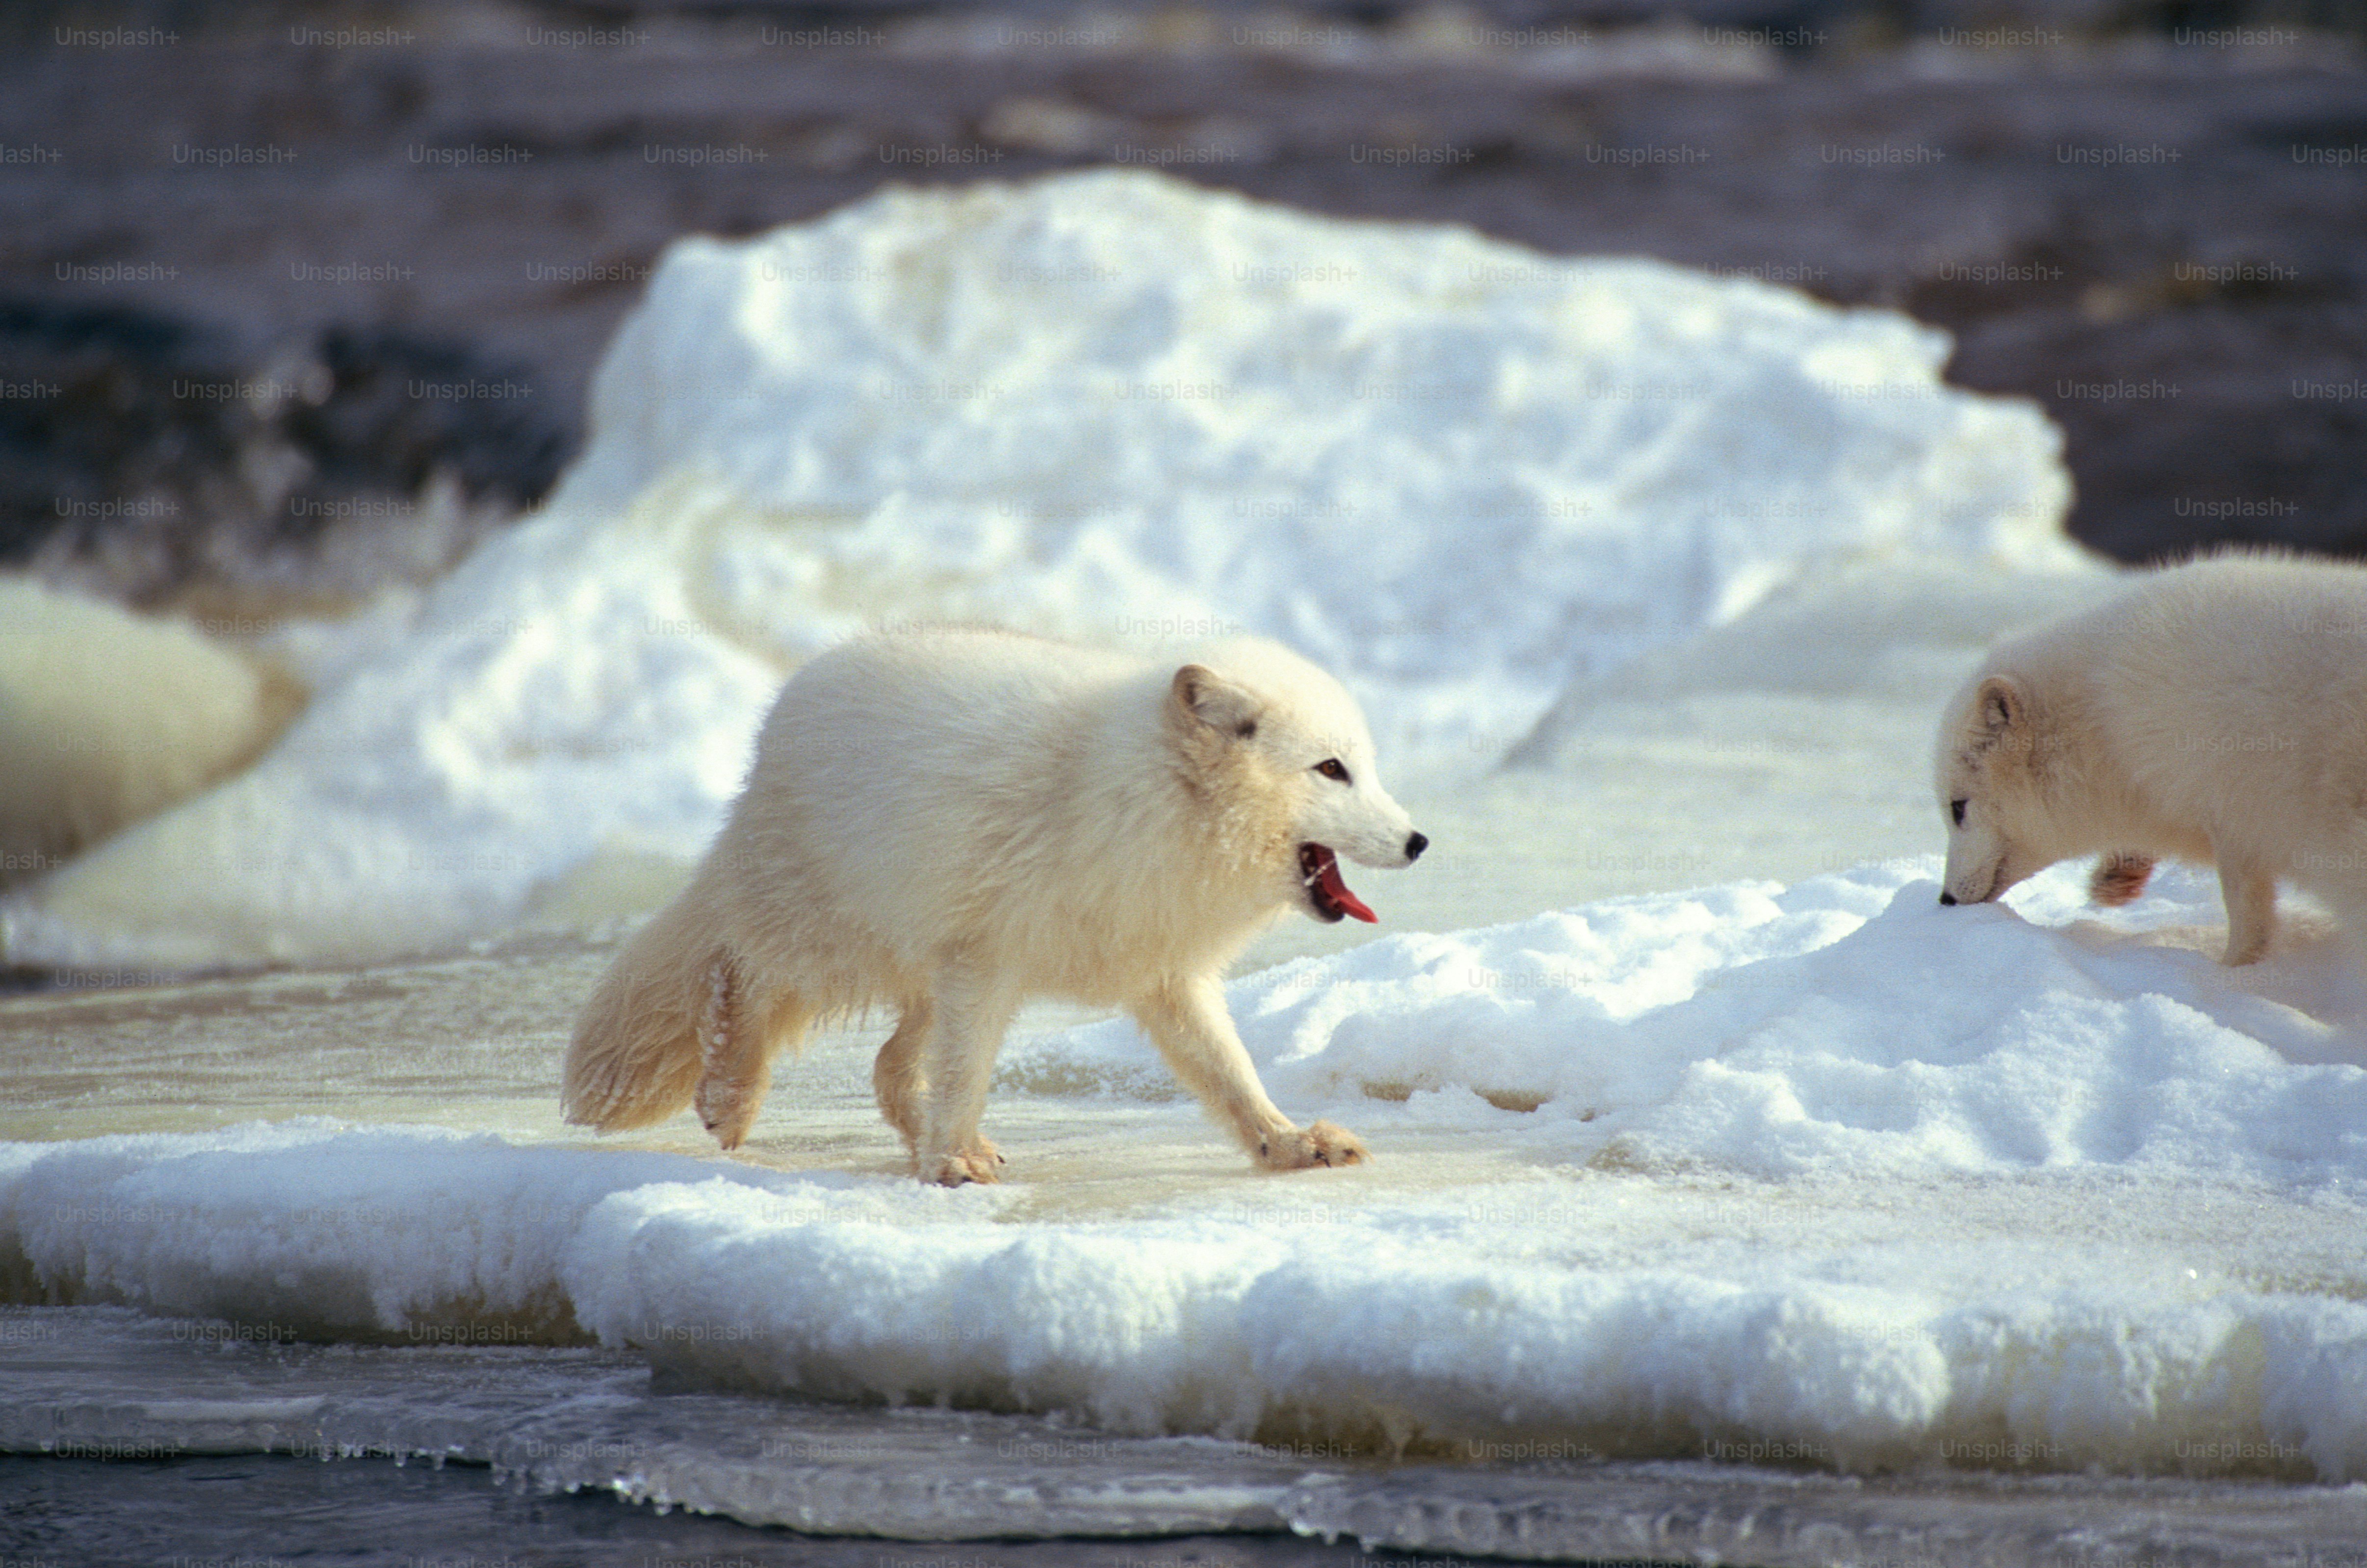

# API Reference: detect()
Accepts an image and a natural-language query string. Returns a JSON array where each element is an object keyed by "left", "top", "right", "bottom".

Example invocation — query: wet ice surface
[
  {"left": 8, "top": 1308, "right": 2367, "bottom": 1567},
  {"left": 0, "top": 1309, "right": 1301, "bottom": 1541},
  {"left": 0, "top": 1459, "right": 1350, "bottom": 1568}
]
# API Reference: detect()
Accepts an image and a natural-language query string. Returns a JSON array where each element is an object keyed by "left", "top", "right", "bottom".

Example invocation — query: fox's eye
[
  {"left": 1950, "top": 799, "right": 1967, "bottom": 827},
  {"left": 1314, "top": 758, "right": 1351, "bottom": 784}
]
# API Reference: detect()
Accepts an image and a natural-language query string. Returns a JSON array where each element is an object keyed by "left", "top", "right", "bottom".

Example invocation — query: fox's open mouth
[{"left": 1298, "top": 842, "right": 1377, "bottom": 924}]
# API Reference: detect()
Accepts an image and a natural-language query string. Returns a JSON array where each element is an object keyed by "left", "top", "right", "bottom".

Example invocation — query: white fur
[
  {"left": 563, "top": 627, "right": 1424, "bottom": 1183},
  {"left": 1935, "top": 553, "right": 2367, "bottom": 965}
]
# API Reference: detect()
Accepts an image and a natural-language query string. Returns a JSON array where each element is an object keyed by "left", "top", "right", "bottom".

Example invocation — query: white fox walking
[{"left": 563, "top": 628, "right": 1427, "bottom": 1184}]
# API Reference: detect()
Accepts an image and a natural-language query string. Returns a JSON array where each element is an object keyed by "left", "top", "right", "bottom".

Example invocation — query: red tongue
[{"left": 1315, "top": 850, "right": 1378, "bottom": 923}]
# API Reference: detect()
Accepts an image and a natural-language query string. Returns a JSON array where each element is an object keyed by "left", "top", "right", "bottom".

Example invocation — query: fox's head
[
  {"left": 1165, "top": 642, "right": 1427, "bottom": 924},
  {"left": 1933, "top": 668, "right": 2076, "bottom": 906}
]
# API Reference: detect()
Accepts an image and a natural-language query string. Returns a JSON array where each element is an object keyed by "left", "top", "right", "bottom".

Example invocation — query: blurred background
[
  {"left": 6, "top": 0, "right": 2363, "bottom": 618},
  {"left": 2, "top": 0, "right": 2364, "bottom": 975}
]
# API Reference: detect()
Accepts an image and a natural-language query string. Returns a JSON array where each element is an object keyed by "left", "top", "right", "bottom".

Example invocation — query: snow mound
[
  {"left": 1012, "top": 858, "right": 2367, "bottom": 1182},
  {"left": 3, "top": 169, "right": 2074, "bottom": 969}
]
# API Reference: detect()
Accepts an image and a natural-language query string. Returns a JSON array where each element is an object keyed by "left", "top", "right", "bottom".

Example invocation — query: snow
[
  {"left": 1017, "top": 859, "right": 2367, "bottom": 1183},
  {"left": 1, "top": 167, "right": 2074, "bottom": 970},
  {"left": 12, "top": 167, "right": 2351, "bottom": 1517},
  {"left": 9, "top": 859, "right": 2367, "bottom": 1483}
]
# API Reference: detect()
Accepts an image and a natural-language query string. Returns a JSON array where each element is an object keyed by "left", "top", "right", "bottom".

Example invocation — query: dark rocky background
[{"left": 3, "top": 0, "right": 2364, "bottom": 614}]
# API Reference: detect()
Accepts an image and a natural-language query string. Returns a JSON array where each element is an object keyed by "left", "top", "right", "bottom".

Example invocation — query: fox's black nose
[
  {"left": 1405, "top": 831, "right": 1429, "bottom": 862},
  {"left": 1938, "top": 891, "right": 1958, "bottom": 906}
]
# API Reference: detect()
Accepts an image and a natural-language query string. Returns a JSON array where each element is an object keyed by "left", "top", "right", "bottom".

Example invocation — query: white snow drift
[{"left": 0, "top": 168, "right": 2073, "bottom": 969}]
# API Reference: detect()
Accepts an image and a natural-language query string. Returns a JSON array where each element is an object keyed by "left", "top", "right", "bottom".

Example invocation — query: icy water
[
  {"left": 12, "top": 1305, "right": 2367, "bottom": 1566},
  {"left": 9, "top": 1455, "right": 1373, "bottom": 1568}
]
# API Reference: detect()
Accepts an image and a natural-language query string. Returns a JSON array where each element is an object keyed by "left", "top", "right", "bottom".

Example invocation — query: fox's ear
[
  {"left": 1171, "top": 664, "right": 1262, "bottom": 740},
  {"left": 1973, "top": 675, "right": 2027, "bottom": 745}
]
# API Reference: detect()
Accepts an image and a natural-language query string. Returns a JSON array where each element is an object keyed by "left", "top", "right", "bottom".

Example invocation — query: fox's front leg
[
  {"left": 2217, "top": 854, "right": 2276, "bottom": 966},
  {"left": 1131, "top": 976, "right": 1367, "bottom": 1171},
  {"left": 913, "top": 958, "right": 1018, "bottom": 1186}
]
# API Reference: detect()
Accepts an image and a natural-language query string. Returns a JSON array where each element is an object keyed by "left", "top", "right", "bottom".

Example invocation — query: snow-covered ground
[
  {"left": 9, "top": 853, "right": 2367, "bottom": 1501},
  {"left": 8, "top": 171, "right": 2367, "bottom": 1557}
]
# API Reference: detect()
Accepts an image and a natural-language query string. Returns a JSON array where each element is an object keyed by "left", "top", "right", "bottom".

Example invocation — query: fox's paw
[
  {"left": 1257, "top": 1120, "right": 1369, "bottom": 1172},
  {"left": 701, "top": 1115, "right": 755, "bottom": 1153},
  {"left": 921, "top": 1140, "right": 1005, "bottom": 1187},
  {"left": 2224, "top": 931, "right": 2272, "bottom": 967},
  {"left": 696, "top": 1076, "right": 763, "bottom": 1152},
  {"left": 2089, "top": 853, "right": 2156, "bottom": 907}
]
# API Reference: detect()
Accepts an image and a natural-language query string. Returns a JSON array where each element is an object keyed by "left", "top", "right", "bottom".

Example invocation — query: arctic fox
[
  {"left": 563, "top": 628, "right": 1427, "bottom": 1184},
  {"left": 1935, "top": 553, "right": 2367, "bottom": 965}
]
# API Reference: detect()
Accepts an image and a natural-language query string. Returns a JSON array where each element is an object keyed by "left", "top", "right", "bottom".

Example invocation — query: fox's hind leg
[
  {"left": 2290, "top": 827, "right": 2367, "bottom": 977},
  {"left": 693, "top": 956, "right": 814, "bottom": 1150},
  {"left": 871, "top": 998, "right": 932, "bottom": 1158},
  {"left": 2089, "top": 852, "right": 2155, "bottom": 907}
]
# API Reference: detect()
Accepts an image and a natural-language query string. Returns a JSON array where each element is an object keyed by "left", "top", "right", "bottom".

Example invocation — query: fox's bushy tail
[{"left": 561, "top": 890, "right": 727, "bottom": 1132}]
